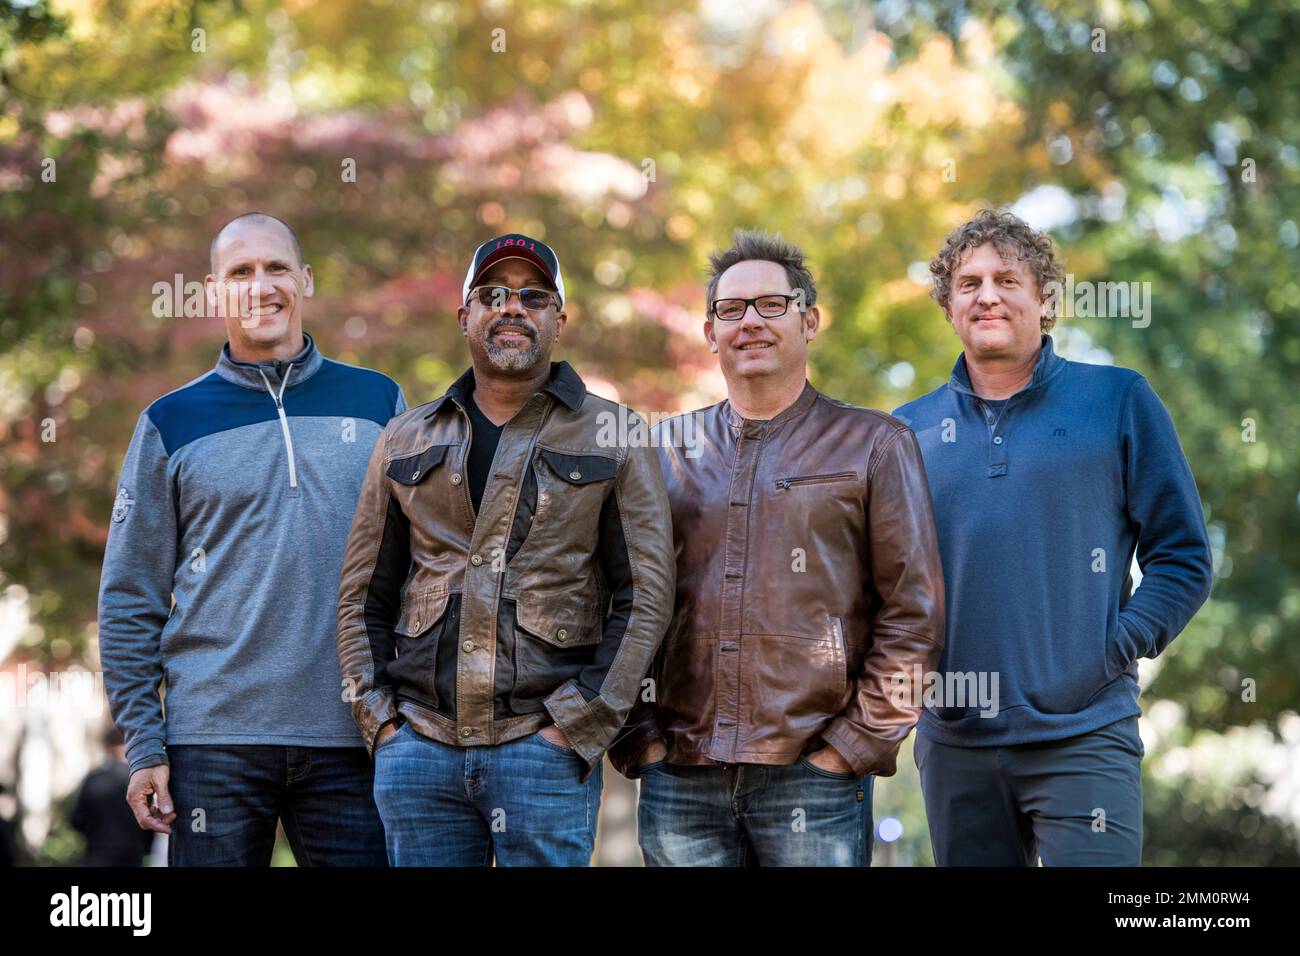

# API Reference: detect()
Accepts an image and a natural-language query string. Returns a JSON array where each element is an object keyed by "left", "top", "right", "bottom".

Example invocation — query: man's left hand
[
  {"left": 539, "top": 724, "right": 573, "bottom": 749},
  {"left": 806, "top": 745, "right": 855, "bottom": 774}
]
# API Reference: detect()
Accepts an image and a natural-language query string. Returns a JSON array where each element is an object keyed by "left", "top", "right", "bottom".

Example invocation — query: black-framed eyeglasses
[
  {"left": 467, "top": 285, "right": 557, "bottom": 311},
  {"left": 710, "top": 294, "right": 801, "bottom": 321}
]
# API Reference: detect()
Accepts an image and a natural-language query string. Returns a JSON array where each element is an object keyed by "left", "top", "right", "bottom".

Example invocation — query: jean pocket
[
  {"left": 797, "top": 754, "right": 857, "bottom": 780},
  {"left": 374, "top": 723, "right": 406, "bottom": 755},
  {"left": 532, "top": 731, "right": 581, "bottom": 758},
  {"left": 1096, "top": 716, "right": 1145, "bottom": 761}
]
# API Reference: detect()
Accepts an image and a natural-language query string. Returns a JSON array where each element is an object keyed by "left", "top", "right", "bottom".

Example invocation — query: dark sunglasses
[{"left": 467, "top": 285, "right": 557, "bottom": 311}]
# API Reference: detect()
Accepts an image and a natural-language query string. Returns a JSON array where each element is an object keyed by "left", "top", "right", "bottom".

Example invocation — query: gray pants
[{"left": 915, "top": 716, "right": 1144, "bottom": 866}]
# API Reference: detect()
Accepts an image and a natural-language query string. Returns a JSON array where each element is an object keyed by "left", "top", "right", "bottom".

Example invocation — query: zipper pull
[{"left": 777, "top": 478, "right": 790, "bottom": 490}]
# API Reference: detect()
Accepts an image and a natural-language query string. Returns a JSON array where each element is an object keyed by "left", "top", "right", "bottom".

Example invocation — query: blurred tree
[
  {"left": 1, "top": 0, "right": 1296, "bottom": 864},
  {"left": 816, "top": 0, "right": 1300, "bottom": 864},
  {"left": 946, "top": 0, "right": 1300, "bottom": 740}
]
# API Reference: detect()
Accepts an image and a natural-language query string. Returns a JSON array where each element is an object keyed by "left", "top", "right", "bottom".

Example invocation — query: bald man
[{"left": 99, "top": 213, "right": 405, "bottom": 866}]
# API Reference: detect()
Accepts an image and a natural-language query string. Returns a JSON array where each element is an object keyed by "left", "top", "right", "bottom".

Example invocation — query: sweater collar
[
  {"left": 948, "top": 334, "right": 1066, "bottom": 398},
  {"left": 214, "top": 332, "right": 323, "bottom": 392}
]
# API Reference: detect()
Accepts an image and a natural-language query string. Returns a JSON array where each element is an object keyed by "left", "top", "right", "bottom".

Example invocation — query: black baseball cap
[{"left": 462, "top": 234, "right": 565, "bottom": 307}]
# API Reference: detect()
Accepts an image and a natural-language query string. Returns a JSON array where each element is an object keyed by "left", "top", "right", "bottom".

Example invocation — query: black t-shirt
[
  {"left": 978, "top": 397, "right": 1010, "bottom": 422},
  {"left": 465, "top": 392, "right": 505, "bottom": 513}
]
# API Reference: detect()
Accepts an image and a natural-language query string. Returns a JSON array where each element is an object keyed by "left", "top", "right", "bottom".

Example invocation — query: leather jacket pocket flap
[
  {"left": 386, "top": 444, "right": 449, "bottom": 486},
  {"left": 394, "top": 588, "right": 450, "bottom": 638},
  {"left": 538, "top": 449, "right": 618, "bottom": 486},
  {"left": 516, "top": 595, "right": 602, "bottom": 648}
]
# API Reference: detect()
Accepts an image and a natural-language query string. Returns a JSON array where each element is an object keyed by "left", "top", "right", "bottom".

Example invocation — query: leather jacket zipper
[
  {"left": 775, "top": 471, "right": 856, "bottom": 490},
  {"left": 257, "top": 366, "right": 298, "bottom": 489}
]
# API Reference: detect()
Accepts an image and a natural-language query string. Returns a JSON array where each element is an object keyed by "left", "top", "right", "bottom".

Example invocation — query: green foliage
[{"left": 2, "top": 0, "right": 1296, "bottom": 864}]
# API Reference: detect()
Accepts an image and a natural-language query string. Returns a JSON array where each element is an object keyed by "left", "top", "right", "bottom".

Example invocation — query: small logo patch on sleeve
[{"left": 112, "top": 487, "right": 134, "bottom": 523}]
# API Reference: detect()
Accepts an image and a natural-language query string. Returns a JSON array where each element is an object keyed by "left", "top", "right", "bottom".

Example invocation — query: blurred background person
[{"left": 70, "top": 725, "right": 154, "bottom": 866}]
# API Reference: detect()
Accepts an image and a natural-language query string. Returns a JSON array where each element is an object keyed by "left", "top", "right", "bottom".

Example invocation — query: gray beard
[{"left": 483, "top": 335, "right": 541, "bottom": 372}]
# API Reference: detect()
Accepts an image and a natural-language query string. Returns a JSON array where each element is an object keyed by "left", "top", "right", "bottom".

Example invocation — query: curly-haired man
[{"left": 893, "top": 209, "right": 1212, "bottom": 866}]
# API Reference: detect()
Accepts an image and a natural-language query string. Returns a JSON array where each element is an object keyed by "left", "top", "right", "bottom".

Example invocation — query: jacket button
[
  {"left": 557, "top": 627, "right": 569, "bottom": 642},
  {"left": 414, "top": 620, "right": 421, "bottom": 631},
  {"left": 993, "top": 436, "right": 1004, "bottom": 445},
  {"left": 460, "top": 727, "right": 473, "bottom": 738},
  {"left": 470, "top": 554, "right": 483, "bottom": 566},
  {"left": 569, "top": 470, "right": 582, "bottom": 480},
  {"left": 411, "top": 470, "right": 421, "bottom": 480},
  {"left": 462, "top": 640, "right": 474, "bottom": 652},
  {"left": 451, "top": 473, "right": 462, "bottom": 485}
]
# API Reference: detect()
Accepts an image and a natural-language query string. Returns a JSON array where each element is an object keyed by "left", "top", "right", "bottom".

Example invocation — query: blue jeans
[
  {"left": 915, "top": 716, "right": 1144, "bottom": 866},
  {"left": 166, "top": 745, "right": 387, "bottom": 867},
  {"left": 372, "top": 724, "right": 602, "bottom": 866},
  {"left": 637, "top": 758, "right": 874, "bottom": 866}
]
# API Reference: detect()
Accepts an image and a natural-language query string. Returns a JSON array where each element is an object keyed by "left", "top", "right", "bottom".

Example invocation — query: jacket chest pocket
[
  {"left": 509, "top": 593, "right": 603, "bottom": 711},
  {"left": 387, "top": 587, "right": 453, "bottom": 711},
  {"left": 529, "top": 448, "right": 618, "bottom": 543},
  {"left": 773, "top": 470, "right": 858, "bottom": 491},
  {"left": 386, "top": 443, "right": 461, "bottom": 514},
  {"left": 387, "top": 444, "right": 454, "bottom": 486}
]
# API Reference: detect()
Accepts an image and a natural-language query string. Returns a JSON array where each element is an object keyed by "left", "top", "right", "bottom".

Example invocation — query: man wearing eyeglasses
[
  {"left": 337, "top": 233, "right": 674, "bottom": 865},
  {"left": 607, "top": 229, "right": 946, "bottom": 866}
]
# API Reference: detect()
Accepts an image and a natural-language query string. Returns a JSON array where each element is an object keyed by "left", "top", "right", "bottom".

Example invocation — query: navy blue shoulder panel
[
  {"left": 299, "top": 360, "right": 401, "bottom": 427},
  {"left": 148, "top": 373, "right": 274, "bottom": 455},
  {"left": 148, "top": 363, "right": 400, "bottom": 455}
]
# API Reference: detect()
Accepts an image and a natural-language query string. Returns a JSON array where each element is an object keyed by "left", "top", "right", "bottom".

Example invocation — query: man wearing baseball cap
[{"left": 338, "top": 233, "right": 675, "bottom": 865}]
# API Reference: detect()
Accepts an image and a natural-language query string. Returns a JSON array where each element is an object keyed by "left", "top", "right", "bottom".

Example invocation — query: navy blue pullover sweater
[{"left": 894, "top": 335, "right": 1213, "bottom": 746}]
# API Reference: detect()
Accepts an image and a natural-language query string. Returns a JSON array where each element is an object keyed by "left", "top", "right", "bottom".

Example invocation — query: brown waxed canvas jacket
[
  {"left": 608, "top": 381, "right": 946, "bottom": 779},
  {"left": 337, "top": 362, "right": 675, "bottom": 776}
]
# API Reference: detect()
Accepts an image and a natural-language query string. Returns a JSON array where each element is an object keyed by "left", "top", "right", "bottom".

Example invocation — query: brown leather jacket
[
  {"left": 338, "top": 362, "right": 675, "bottom": 775},
  {"left": 608, "top": 381, "right": 945, "bottom": 779}
]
